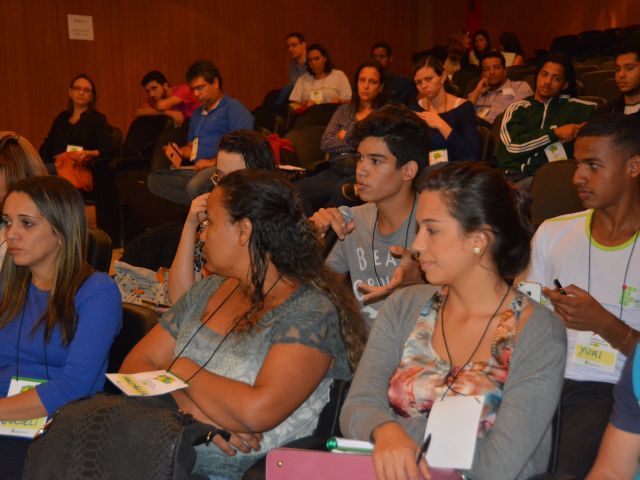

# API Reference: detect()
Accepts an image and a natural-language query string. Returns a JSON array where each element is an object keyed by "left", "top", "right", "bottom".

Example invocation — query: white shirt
[
  {"left": 525, "top": 210, "right": 640, "bottom": 383},
  {"left": 289, "top": 70, "right": 352, "bottom": 104}
]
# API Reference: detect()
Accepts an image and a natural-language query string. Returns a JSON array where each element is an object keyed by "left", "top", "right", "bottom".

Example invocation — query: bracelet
[{"left": 618, "top": 323, "right": 636, "bottom": 351}]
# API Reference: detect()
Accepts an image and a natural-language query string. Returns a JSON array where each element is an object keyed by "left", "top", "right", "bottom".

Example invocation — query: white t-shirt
[
  {"left": 525, "top": 209, "right": 640, "bottom": 384},
  {"left": 289, "top": 70, "right": 352, "bottom": 104},
  {"left": 624, "top": 103, "right": 640, "bottom": 115}
]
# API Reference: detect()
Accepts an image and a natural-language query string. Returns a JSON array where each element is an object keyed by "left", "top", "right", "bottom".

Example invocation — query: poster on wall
[{"left": 67, "top": 14, "right": 94, "bottom": 41}]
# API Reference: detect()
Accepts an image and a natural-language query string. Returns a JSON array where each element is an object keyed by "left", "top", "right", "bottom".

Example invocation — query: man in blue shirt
[{"left": 148, "top": 60, "right": 254, "bottom": 205}]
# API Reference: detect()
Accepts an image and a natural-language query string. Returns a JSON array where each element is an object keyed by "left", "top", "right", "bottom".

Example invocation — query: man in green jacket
[{"left": 496, "top": 52, "right": 596, "bottom": 187}]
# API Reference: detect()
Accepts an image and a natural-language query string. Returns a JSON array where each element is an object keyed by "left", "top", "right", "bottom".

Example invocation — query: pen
[
  {"left": 140, "top": 298, "right": 171, "bottom": 309},
  {"left": 416, "top": 433, "right": 431, "bottom": 464},
  {"left": 553, "top": 279, "right": 568, "bottom": 295}
]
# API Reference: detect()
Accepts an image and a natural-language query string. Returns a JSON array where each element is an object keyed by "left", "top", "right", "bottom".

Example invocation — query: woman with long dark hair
[
  {"left": 122, "top": 169, "right": 367, "bottom": 478},
  {"left": 341, "top": 163, "right": 566, "bottom": 479},
  {"left": 0, "top": 176, "right": 122, "bottom": 478}
]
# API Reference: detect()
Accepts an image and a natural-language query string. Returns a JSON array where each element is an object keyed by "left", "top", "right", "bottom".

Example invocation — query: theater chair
[
  {"left": 87, "top": 227, "right": 112, "bottom": 273},
  {"left": 530, "top": 160, "right": 583, "bottom": 229}
]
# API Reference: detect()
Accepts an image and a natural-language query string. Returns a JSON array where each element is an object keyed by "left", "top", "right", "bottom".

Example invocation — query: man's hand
[
  {"left": 554, "top": 123, "right": 586, "bottom": 143},
  {"left": 309, "top": 207, "right": 355, "bottom": 239},
  {"left": 358, "top": 246, "right": 425, "bottom": 302},
  {"left": 164, "top": 109, "right": 185, "bottom": 127},
  {"left": 195, "top": 158, "right": 216, "bottom": 172},
  {"left": 469, "top": 77, "right": 489, "bottom": 103},
  {"left": 543, "top": 284, "right": 618, "bottom": 332}
]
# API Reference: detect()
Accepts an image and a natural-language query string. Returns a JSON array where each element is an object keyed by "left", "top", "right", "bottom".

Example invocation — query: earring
[{"left": 472, "top": 246, "right": 481, "bottom": 255}]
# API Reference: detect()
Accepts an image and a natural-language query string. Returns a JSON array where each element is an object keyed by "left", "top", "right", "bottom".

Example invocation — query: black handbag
[{"left": 23, "top": 393, "right": 229, "bottom": 480}]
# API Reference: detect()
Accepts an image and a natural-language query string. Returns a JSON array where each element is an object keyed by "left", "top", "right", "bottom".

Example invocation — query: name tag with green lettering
[{"left": 0, "top": 377, "right": 47, "bottom": 438}]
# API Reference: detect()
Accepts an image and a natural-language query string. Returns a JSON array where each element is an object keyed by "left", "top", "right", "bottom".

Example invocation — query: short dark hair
[
  {"left": 352, "top": 60, "right": 388, "bottom": 110},
  {"left": 286, "top": 32, "right": 305, "bottom": 43},
  {"left": 140, "top": 70, "right": 168, "bottom": 87},
  {"left": 615, "top": 41, "right": 640, "bottom": 61},
  {"left": 186, "top": 60, "right": 223, "bottom": 89},
  {"left": 536, "top": 51, "right": 577, "bottom": 97},
  {"left": 351, "top": 104, "right": 430, "bottom": 175},
  {"left": 480, "top": 51, "right": 506, "bottom": 68},
  {"left": 218, "top": 130, "right": 277, "bottom": 171},
  {"left": 577, "top": 113, "right": 640, "bottom": 157},
  {"left": 371, "top": 42, "right": 392, "bottom": 57},
  {"left": 67, "top": 73, "right": 97, "bottom": 112},
  {"left": 499, "top": 32, "right": 524, "bottom": 55},
  {"left": 306, "top": 43, "right": 334, "bottom": 74},
  {"left": 419, "top": 162, "right": 532, "bottom": 283}
]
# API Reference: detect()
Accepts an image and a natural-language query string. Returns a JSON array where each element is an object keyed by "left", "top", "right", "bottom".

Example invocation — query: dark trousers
[
  {"left": 0, "top": 436, "right": 31, "bottom": 479},
  {"left": 554, "top": 379, "right": 614, "bottom": 479}
]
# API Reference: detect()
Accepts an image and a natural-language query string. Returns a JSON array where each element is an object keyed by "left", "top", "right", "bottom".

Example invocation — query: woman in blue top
[
  {"left": 0, "top": 176, "right": 122, "bottom": 479},
  {"left": 411, "top": 56, "right": 480, "bottom": 164}
]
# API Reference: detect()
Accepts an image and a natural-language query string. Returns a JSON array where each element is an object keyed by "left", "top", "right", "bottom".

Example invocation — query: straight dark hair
[
  {"left": 0, "top": 176, "right": 93, "bottom": 345},
  {"left": 218, "top": 130, "right": 277, "bottom": 171},
  {"left": 536, "top": 51, "right": 577, "bottom": 97},
  {"left": 352, "top": 60, "right": 388, "bottom": 111},
  {"left": 67, "top": 73, "right": 97, "bottom": 112},
  {"left": 306, "top": 44, "right": 334, "bottom": 75},
  {"left": 186, "top": 60, "right": 223, "bottom": 89},
  {"left": 577, "top": 113, "right": 640, "bottom": 157}
]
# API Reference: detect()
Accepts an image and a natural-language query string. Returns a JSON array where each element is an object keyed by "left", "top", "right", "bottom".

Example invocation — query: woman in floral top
[{"left": 341, "top": 163, "right": 567, "bottom": 480}]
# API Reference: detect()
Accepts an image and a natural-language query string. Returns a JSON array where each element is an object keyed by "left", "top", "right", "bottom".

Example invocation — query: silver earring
[{"left": 473, "top": 246, "right": 481, "bottom": 255}]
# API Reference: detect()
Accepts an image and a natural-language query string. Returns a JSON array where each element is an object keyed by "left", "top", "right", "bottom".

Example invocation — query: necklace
[
  {"left": 440, "top": 286, "right": 510, "bottom": 397},
  {"left": 587, "top": 210, "right": 640, "bottom": 321},
  {"left": 167, "top": 274, "right": 283, "bottom": 382},
  {"left": 371, "top": 196, "right": 416, "bottom": 286}
]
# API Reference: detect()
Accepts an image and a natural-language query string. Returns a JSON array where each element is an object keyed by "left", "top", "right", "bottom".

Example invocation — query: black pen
[
  {"left": 553, "top": 279, "right": 568, "bottom": 295},
  {"left": 416, "top": 433, "right": 431, "bottom": 464}
]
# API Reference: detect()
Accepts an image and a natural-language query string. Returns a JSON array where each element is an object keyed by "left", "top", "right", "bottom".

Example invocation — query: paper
[
  {"left": 424, "top": 395, "right": 484, "bottom": 469},
  {"left": 66, "top": 144, "right": 83, "bottom": 152},
  {"left": 429, "top": 149, "right": 449, "bottom": 166},
  {"left": 67, "top": 14, "right": 94, "bottom": 41},
  {"left": 544, "top": 142, "right": 568, "bottom": 162},
  {"left": 190, "top": 137, "right": 199, "bottom": 162},
  {"left": 571, "top": 332, "right": 618, "bottom": 373},
  {"left": 0, "top": 377, "right": 47, "bottom": 438},
  {"left": 106, "top": 370, "right": 189, "bottom": 396}
]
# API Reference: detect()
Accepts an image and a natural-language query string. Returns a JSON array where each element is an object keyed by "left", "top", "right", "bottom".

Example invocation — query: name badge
[
  {"left": 476, "top": 106, "right": 490, "bottom": 119},
  {"left": 0, "top": 377, "right": 47, "bottom": 438},
  {"left": 422, "top": 395, "right": 485, "bottom": 469},
  {"left": 309, "top": 89, "right": 323, "bottom": 104},
  {"left": 429, "top": 149, "right": 449, "bottom": 166},
  {"left": 544, "top": 142, "right": 568, "bottom": 162},
  {"left": 571, "top": 332, "right": 618, "bottom": 373},
  {"left": 501, "top": 87, "right": 515, "bottom": 97},
  {"left": 106, "top": 370, "right": 189, "bottom": 397},
  {"left": 190, "top": 137, "right": 199, "bottom": 162},
  {"left": 66, "top": 144, "right": 83, "bottom": 152}
]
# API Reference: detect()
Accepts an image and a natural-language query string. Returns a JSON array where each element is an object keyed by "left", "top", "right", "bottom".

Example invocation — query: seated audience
[
  {"left": 296, "top": 60, "right": 387, "bottom": 215},
  {"left": 499, "top": 32, "right": 526, "bottom": 67},
  {"left": 39, "top": 74, "right": 113, "bottom": 169},
  {"left": 135, "top": 70, "right": 199, "bottom": 127},
  {"left": 289, "top": 43, "right": 351, "bottom": 108},
  {"left": 587, "top": 342, "right": 640, "bottom": 480},
  {"left": 607, "top": 42, "right": 640, "bottom": 118},
  {"left": 371, "top": 42, "right": 416, "bottom": 105},
  {"left": 0, "top": 176, "right": 122, "bottom": 478},
  {"left": 468, "top": 51, "right": 533, "bottom": 125},
  {"left": 147, "top": 60, "right": 254, "bottom": 206},
  {"left": 496, "top": 52, "right": 595, "bottom": 187},
  {"left": 311, "top": 104, "right": 429, "bottom": 327},
  {"left": 524, "top": 114, "right": 640, "bottom": 478},
  {"left": 276, "top": 32, "right": 308, "bottom": 104},
  {"left": 411, "top": 56, "right": 480, "bottom": 163},
  {"left": 341, "top": 162, "right": 567, "bottom": 480},
  {"left": 167, "top": 129, "right": 277, "bottom": 304},
  {"left": 0, "top": 132, "right": 48, "bottom": 268},
  {"left": 121, "top": 169, "right": 366, "bottom": 479},
  {"left": 468, "top": 29, "right": 493, "bottom": 66}
]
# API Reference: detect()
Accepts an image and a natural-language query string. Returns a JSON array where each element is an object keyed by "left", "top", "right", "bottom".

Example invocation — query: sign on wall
[{"left": 67, "top": 14, "right": 94, "bottom": 41}]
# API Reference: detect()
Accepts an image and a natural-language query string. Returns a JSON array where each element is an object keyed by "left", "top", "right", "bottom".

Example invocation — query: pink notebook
[{"left": 266, "top": 448, "right": 461, "bottom": 479}]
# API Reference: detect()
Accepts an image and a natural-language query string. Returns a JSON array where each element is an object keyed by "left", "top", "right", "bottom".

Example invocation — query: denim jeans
[
  {"left": 554, "top": 379, "right": 614, "bottom": 478},
  {"left": 147, "top": 166, "right": 217, "bottom": 206}
]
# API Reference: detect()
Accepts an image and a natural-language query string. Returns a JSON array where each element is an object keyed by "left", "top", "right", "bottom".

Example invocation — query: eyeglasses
[
  {"left": 71, "top": 86, "right": 92, "bottom": 94},
  {"left": 209, "top": 168, "right": 225, "bottom": 186}
]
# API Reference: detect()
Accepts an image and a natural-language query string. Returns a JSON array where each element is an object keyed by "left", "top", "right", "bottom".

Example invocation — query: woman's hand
[
  {"left": 187, "top": 193, "right": 209, "bottom": 228},
  {"left": 372, "top": 422, "right": 431, "bottom": 480},
  {"left": 415, "top": 110, "right": 453, "bottom": 140},
  {"left": 212, "top": 431, "right": 264, "bottom": 456}
]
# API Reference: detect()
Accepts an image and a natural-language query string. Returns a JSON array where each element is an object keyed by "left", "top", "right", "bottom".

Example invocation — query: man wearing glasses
[{"left": 148, "top": 60, "right": 254, "bottom": 206}]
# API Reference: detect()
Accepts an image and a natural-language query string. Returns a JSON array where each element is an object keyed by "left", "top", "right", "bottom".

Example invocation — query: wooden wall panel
[{"left": 0, "top": 0, "right": 419, "bottom": 148}]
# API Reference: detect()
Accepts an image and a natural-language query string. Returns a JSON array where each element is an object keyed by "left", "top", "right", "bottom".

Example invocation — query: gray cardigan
[{"left": 340, "top": 285, "right": 567, "bottom": 480}]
